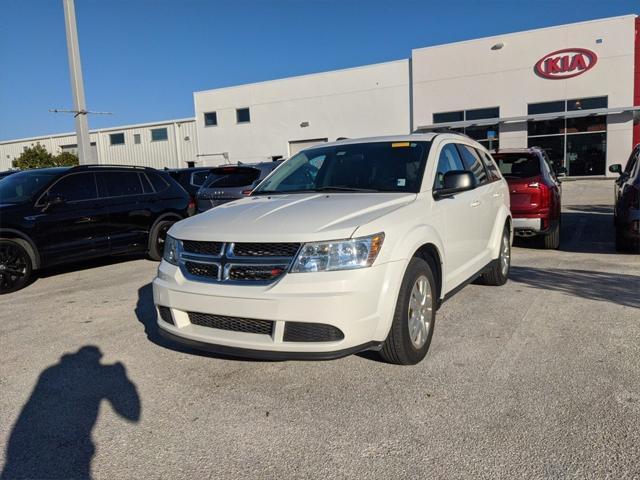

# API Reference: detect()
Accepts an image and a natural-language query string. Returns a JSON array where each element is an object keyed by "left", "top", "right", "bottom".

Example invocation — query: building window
[
  {"left": 204, "top": 112, "right": 217, "bottom": 127},
  {"left": 527, "top": 96, "right": 607, "bottom": 176},
  {"left": 109, "top": 133, "right": 125, "bottom": 146},
  {"left": 433, "top": 111, "right": 463, "bottom": 123},
  {"left": 236, "top": 107, "right": 250, "bottom": 124},
  {"left": 151, "top": 128, "right": 168, "bottom": 142},
  {"left": 134, "top": 134, "right": 141, "bottom": 144},
  {"left": 433, "top": 107, "right": 500, "bottom": 149}
]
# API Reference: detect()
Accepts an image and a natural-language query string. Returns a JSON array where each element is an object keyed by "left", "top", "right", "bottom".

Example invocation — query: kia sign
[{"left": 534, "top": 48, "right": 598, "bottom": 80}]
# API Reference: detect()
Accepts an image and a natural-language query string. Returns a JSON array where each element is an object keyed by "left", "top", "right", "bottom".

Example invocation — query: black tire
[
  {"left": 148, "top": 220, "right": 175, "bottom": 261},
  {"left": 615, "top": 227, "right": 640, "bottom": 253},
  {"left": 0, "top": 239, "right": 33, "bottom": 294},
  {"left": 379, "top": 257, "right": 437, "bottom": 365},
  {"left": 541, "top": 221, "right": 560, "bottom": 249},
  {"left": 482, "top": 225, "right": 510, "bottom": 286}
]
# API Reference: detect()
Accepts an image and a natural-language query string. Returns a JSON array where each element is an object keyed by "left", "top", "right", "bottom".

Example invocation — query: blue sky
[{"left": 0, "top": 0, "right": 636, "bottom": 140}]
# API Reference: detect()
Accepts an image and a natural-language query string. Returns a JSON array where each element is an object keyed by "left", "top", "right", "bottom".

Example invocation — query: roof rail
[
  {"left": 412, "top": 127, "right": 473, "bottom": 139},
  {"left": 71, "top": 164, "right": 153, "bottom": 170}
]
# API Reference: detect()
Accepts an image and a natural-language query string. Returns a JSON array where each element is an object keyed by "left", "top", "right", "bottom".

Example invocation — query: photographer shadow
[{"left": 1, "top": 346, "right": 140, "bottom": 480}]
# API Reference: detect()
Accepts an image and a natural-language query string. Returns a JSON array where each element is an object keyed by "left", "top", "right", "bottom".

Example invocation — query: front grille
[
  {"left": 180, "top": 241, "right": 299, "bottom": 284},
  {"left": 158, "top": 306, "right": 174, "bottom": 325},
  {"left": 188, "top": 312, "right": 273, "bottom": 335},
  {"left": 232, "top": 243, "right": 300, "bottom": 257},
  {"left": 283, "top": 322, "right": 345, "bottom": 342},
  {"left": 185, "top": 261, "right": 219, "bottom": 279},
  {"left": 182, "top": 241, "right": 223, "bottom": 256},
  {"left": 228, "top": 265, "right": 287, "bottom": 281}
]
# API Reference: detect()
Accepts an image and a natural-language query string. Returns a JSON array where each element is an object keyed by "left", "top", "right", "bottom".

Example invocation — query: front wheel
[
  {"left": 482, "top": 225, "right": 511, "bottom": 286},
  {"left": 379, "top": 257, "right": 437, "bottom": 365},
  {"left": 0, "top": 240, "right": 33, "bottom": 294},
  {"left": 148, "top": 220, "right": 175, "bottom": 261}
]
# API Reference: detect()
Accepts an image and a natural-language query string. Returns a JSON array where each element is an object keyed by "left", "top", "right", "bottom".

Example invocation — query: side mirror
[
  {"left": 556, "top": 166, "right": 567, "bottom": 176},
  {"left": 608, "top": 164, "right": 622, "bottom": 175},
  {"left": 433, "top": 171, "right": 476, "bottom": 199},
  {"left": 42, "top": 194, "right": 65, "bottom": 210}
]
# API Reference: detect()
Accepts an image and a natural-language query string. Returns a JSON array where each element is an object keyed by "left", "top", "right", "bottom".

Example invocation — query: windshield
[
  {"left": 0, "top": 170, "right": 62, "bottom": 203},
  {"left": 493, "top": 153, "right": 541, "bottom": 178},
  {"left": 202, "top": 167, "right": 261, "bottom": 188},
  {"left": 254, "top": 141, "right": 430, "bottom": 194}
]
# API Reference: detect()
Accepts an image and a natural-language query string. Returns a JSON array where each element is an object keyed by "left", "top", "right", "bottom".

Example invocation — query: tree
[{"left": 12, "top": 144, "right": 79, "bottom": 169}]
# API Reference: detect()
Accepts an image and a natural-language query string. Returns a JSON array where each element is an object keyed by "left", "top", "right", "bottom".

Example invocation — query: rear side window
[
  {"left": 477, "top": 150, "right": 501, "bottom": 182},
  {"left": 140, "top": 173, "right": 154, "bottom": 194},
  {"left": 48, "top": 173, "right": 97, "bottom": 202},
  {"left": 191, "top": 170, "right": 210, "bottom": 186},
  {"left": 434, "top": 144, "right": 465, "bottom": 189},
  {"left": 493, "top": 153, "right": 542, "bottom": 178},
  {"left": 456, "top": 144, "right": 488, "bottom": 185},
  {"left": 97, "top": 171, "right": 144, "bottom": 197},
  {"left": 204, "top": 167, "right": 261, "bottom": 188},
  {"left": 148, "top": 172, "right": 170, "bottom": 192}
]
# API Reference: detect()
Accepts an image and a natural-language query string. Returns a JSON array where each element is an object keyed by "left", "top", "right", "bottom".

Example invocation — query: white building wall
[
  {"left": 194, "top": 60, "right": 411, "bottom": 165},
  {"left": 411, "top": 15, "right": 636, "bottom": 174},
  {"left": 0, "top": 119, "right": 197, "bottom": 171}
]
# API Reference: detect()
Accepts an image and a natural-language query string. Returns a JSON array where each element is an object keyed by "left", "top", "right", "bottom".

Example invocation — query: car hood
[{"left": 171, "top": 192, "right": 416, "bottom": 242}]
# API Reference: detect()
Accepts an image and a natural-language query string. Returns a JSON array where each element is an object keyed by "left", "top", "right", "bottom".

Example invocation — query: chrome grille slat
[{"left": 178, "top": 241, "right": 300, "bottom": 284}]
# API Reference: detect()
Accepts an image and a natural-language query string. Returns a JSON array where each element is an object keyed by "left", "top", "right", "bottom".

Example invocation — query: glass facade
[
  {"left": 527, "top": 96, "right": 607, "bottom": 176},
  {"left": 433, "top": 107, "right": 499, "bottom": 150}
]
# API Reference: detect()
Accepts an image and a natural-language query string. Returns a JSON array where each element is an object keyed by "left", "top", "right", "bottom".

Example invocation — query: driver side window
[{"left": 434, "top": 144, "right": 465, "bottom": 189}]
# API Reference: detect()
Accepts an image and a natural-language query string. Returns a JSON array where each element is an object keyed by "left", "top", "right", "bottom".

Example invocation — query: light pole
[{"left": 62, "top": 0, "right": 93, "bottom": 164}]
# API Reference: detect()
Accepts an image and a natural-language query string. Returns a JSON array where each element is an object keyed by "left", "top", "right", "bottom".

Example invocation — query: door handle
[
  {"left": 470, "top": 200, "right": 481, "bottom": 207},
  {"left": 492, "top": 192, "right": 503, "bottom": 198}
]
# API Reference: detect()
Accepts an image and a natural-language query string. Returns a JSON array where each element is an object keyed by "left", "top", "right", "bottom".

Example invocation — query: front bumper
[{"left": 152, "top": 260, "right": 406, "bottom": 358}]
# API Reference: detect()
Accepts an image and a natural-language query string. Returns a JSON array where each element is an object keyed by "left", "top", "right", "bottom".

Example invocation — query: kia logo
[{"left": 534, "top": 48, "right": 598, "bottom": 80}]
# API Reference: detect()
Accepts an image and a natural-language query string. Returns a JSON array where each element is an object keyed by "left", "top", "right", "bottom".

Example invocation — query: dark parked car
[
  {"left": 196, "top": 161, "right": 281, "bottom": 212},
  {"left": 0, "top": 165, "right": 190, "bottom": 293},
  {"left": 0, "top": 170, "right": 18, "bottom": 181},
  {"left": 609, "top": 144, "right": 640, "bottom": 252},
  {"left": 165, "top": 167, "right": 215, "bottom": 214},
  {"left": 492, "top": 147, "right": 565, "bottom": 249}
]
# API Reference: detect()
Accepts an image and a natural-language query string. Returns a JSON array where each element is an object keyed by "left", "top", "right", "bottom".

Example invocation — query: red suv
[{"left": 492, "top": 148, "right": 564, "bottom": 249}]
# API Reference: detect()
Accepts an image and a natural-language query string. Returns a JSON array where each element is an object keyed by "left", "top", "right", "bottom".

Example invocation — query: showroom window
[
  {"left": 204, "top": 112, "right": 217, "bottom": 127},
  {"left": 433, "top": 107, "right": 500, "bottom": 150},
  {"left": 527, "top": 96, "right": 607, "bottom": 176},
  {"left": 151, "top": 128, "right": 168, "bottom": 142},
  {"left": 236, "top": 107, "right": 250, "bottom": 124},
  {"left": 109, "top": 133, "right": 125, "bottom": 146}
]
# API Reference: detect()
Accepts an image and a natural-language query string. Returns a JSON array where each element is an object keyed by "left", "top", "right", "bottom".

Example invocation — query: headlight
[
  {"left": 291, "top": 233, "right": 384, "bottom": 273},
  {"left": 163, "top": 235, "right": 181, "bottom": 265}
]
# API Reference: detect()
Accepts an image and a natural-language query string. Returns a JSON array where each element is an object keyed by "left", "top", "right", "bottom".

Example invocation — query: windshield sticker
[{"left": 397, "top": 178, "right": 406, "bottom": 186}]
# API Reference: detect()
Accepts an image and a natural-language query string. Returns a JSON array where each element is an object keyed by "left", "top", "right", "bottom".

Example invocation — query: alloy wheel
[
  {"left": 500, "top": 233, "right": 511, "bottom": 276},
  {"left": 407, "top": 275, "right": 432, "bottom": 349},
  {"left": 0, "top": 243, "right": 29, "bottom": 292}
]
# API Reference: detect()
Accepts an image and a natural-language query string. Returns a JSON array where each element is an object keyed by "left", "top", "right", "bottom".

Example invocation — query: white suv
[{"left": 153, "top": 134, "right": 511, "bottom": 365}]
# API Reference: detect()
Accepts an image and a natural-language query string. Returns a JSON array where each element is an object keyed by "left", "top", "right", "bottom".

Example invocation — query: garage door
[{"left": 288, "top": 138, "right": 328, "bottom": 156}]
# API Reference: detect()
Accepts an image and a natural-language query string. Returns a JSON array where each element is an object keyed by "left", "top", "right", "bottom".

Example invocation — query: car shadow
[
  {"left": 0, "top": 346, "right": 140, "bottom": 480},
  {"left": 510, "top": 266, "right": 640, "bottom": 308},
  {"left": 514, "top": 204, "right": 622, "bottom": 255},
  {"left": 135, "top": 283, "right": 274, "bottom": 362},
  {"left": 37, "top": 253, "right": 148, "bottom": 279}
]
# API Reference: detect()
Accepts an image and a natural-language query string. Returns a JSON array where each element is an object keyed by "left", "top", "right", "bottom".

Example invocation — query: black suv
[
  {"left": 609, "top": 144, "right": 640, "bottom": 252},
  {"left": 0, "top": 165, "right": 190, "bottom": 293}
]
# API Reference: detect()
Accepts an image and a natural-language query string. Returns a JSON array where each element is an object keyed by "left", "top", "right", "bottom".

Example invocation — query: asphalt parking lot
[{"left": 1, "top": 179, "right": 638, "bottom": 479}]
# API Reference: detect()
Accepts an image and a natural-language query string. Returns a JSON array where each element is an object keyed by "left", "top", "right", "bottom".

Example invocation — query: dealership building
[{"left": 1, "top": 14, "right": 638, "bottom": 176}]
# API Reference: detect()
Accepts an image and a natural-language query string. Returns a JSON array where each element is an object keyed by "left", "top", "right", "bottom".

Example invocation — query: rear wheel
[
  {"left": 379, "top": 257, "right": 436, "bottom": 365},
  {"left": 0, "top": 240, "right": 33, "bottom": 294},
  {"left": 148, "top": 220, "right": 175, "bottom": 261},
  {"left": 541, "top": 221, "right": 560, "bottom": 249},
  {"left": 482, "top": 225, "right": 510, "bottom": 286}
]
